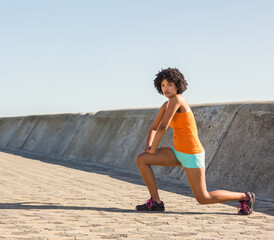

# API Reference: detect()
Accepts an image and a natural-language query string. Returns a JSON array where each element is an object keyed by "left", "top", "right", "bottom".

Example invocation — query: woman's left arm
[{"left": 148, "top": 96, "right": 181, "bottom": 154}]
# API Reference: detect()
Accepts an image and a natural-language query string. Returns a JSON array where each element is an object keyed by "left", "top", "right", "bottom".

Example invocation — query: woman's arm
[
  {"left": 145, "top": 102, "right": 168, "bottom": 150},
  {"left": 148, "top": 95, "right": 181, "bottom": 154}
]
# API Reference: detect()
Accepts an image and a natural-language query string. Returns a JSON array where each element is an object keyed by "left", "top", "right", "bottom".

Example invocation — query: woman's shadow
[{"left": 0, "top": 202, "right": 237, "bottom": 215}]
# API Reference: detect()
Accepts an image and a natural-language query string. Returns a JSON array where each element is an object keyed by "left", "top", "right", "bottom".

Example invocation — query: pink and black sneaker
[
  {"left": 238, "top": 192, "right": 255, "bottom": 215},
  {"left": 136, "top": 198, "right": 165, "bottom": 212}
]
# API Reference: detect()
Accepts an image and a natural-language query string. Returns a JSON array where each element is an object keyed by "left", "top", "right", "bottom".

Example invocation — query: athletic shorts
[{"left": 171, "top": 147, "right": 205, "bottom": 168}]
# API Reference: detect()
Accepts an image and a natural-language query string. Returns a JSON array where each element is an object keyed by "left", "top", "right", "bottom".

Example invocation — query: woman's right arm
[{"left": 145, "top": 102, "right": 168, "bottom": 151}]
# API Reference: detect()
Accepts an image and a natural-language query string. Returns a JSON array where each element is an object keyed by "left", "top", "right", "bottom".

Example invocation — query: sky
[{"left": 1, "top": 0, "right": 273, "bottom": 117}]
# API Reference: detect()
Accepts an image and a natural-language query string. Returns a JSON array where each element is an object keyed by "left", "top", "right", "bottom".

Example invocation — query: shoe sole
[
  {"left": 248, "top": 192, "right": 256, "bottom": 215},
  {"left": 136, "top": 208, "right": 165, "bottom": 212},
  {"left": 249, "top": 192, "right": 256, "bottom": 204}
]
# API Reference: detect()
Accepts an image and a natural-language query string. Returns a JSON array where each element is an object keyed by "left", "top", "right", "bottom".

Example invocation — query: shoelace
[
  {"left": 145, "top": 198, "right": 154, "bottom": 209},
  {"left": 238, "top": 200, "right": 250, "bottom": 214}
]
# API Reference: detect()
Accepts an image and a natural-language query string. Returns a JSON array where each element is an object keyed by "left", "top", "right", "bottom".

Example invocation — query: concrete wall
[{"left": 0, "top": 102, "right": 273, "bottom": 198}]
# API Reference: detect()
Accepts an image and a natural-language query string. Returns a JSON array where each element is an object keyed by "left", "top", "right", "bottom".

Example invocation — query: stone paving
[{"left": 0, "top": 149, "right": 273, "bottom": 240}]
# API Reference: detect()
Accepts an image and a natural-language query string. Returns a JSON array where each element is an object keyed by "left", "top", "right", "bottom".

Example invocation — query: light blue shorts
[{"left": 171, "top": 147, "right": 205, "bottom": 168}]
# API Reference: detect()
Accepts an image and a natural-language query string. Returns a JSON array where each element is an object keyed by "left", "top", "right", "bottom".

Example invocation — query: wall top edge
[{"left": 0, "top": 101, "right": 273, "bottom": 119}]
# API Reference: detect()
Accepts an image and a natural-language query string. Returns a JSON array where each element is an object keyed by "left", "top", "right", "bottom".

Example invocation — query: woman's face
[{"left": 161, "top": 79, "right": 178, "bottom": 99}]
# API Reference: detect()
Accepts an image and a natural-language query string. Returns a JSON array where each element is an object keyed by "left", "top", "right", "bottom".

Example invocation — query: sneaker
[
  {"left": 136, "top": 198, "right": 165, "bottom": 212},
  {"left": 238, "top": 192, "right": 255, "bottom": 215}
]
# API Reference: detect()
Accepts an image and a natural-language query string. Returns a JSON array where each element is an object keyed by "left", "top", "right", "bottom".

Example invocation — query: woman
[{"left": 136, "top": 68, "right": 255, "bottom": 215}]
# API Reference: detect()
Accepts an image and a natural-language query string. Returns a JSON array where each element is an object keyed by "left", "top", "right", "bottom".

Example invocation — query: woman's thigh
[
  {"left": 137, "top": 147, "right": 182, "bottom": 167},
  {"left": 184, "top": 167, "right": 209, "bottom": 199}
]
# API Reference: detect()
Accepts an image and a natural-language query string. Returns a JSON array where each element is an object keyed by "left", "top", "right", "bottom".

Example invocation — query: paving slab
[{"left": 0, "top": 150, "right": 273, "bottom": 240}]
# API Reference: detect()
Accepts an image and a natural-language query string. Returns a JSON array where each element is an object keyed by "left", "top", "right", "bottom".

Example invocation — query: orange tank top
[{"left": 169, "top": 110, "right": 204, "bottom": 154}]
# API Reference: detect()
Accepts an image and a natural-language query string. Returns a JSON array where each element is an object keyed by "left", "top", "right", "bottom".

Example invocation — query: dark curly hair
[{"left": 154, "top": 68, "right": 188, "bottom": 95}]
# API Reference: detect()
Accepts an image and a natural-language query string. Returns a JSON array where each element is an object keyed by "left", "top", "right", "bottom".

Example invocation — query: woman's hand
[
  {"left": 144, "top": 146, "right": 151, "bottom": 152},
  {"left": 144, "top": 146, "right": 159, "bottom": 154},
  {"left": 147, "top": 148, "right": 160, "bottom": 155}
]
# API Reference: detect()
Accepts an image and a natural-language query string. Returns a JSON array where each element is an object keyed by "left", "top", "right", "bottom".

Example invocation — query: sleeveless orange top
[{"left": 169, "top": 110, "right": 204, "bottom": 154}]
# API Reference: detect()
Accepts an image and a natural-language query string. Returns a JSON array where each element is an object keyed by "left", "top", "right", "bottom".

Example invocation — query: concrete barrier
[{"left": 0, "top": 102, "right": 273, "bottom": 198}]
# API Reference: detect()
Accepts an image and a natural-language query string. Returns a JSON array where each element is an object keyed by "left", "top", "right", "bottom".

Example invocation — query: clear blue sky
[{"left": 1, "top": 0, "right": 273, "bottom": 117}]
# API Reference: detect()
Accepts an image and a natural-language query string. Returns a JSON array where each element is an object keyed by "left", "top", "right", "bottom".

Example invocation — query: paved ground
[{"left": 0, "top": 149, "right": 273, "bottom": 240}]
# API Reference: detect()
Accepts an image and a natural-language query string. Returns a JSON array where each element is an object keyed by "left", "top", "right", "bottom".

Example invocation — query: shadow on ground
[
  {"left": 1, "top": 148, "right": 273, "bottom": 216},
  {"left": 0, "top": 202, "right": 237, "bottom": 215}
]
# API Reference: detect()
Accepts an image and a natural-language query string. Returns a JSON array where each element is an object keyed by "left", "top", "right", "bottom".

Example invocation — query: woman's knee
[
  {"left": 195, "top": 195, "right": 211, "bottom": 204},
  {"left": 196, "top": 197, "right": 208, "bottom": 204},
  {"left": 136, "top": 152, "right": 148, "bottom": 167},
  {"left": 193, "top": 191, "right": 211, "bottom": 204},
  {"left": 136, "top": 153, "right": 143, "bottom": 166}
]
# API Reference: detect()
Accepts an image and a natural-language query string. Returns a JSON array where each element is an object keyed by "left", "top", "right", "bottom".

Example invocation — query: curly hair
[{"left": 154, "top": 68, "right": 188, "bottom": 95}]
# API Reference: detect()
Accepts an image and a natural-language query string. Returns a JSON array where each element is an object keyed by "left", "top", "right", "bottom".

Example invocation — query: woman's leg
[
  {"left": 136, "top": 147, "right": 181, "bottom": 203},
  {"left": 184, "top": 167, "right": 247, "bottom": 204}
]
